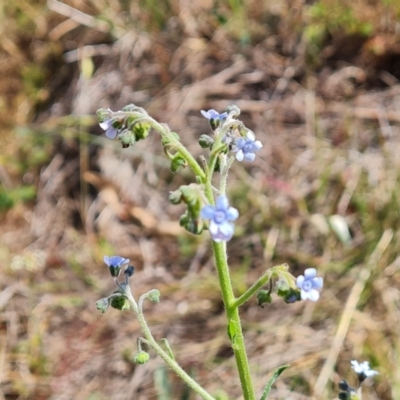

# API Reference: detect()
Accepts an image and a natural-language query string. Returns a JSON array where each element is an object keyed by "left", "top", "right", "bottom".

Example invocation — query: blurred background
[{"left": 1, "top": 0, "right": 400, "bottom": 399}]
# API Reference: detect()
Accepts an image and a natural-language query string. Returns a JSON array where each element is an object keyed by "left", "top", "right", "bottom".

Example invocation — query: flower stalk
[{"left": 123, "top": 285, "right": 215, "bottom": 400}]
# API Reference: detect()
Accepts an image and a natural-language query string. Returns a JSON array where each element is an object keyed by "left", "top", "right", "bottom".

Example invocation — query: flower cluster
[{"left": 201, "top": 109, "right": 263, "bottom": 162}]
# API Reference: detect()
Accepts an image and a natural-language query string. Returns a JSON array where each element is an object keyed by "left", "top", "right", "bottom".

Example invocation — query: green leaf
[
  {"left": 161, "top": 338, "right": 175, "bottom": 360},
  {"left": 259, "top": 365, "right": 289, "bottom": 400},
  {"left": 227, "top": 320, "right": 239, "bottom": 349}
]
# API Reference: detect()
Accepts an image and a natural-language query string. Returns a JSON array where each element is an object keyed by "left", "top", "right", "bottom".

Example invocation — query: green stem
[
  {"left": 125, "top": 288, "right": 215, "bottom": 400},
  {"left": 150, "top": 120, "right": 206, "bottom": 182},
  {"left": 232, "top": 269, "right": 273, "bottom": 310},
  {"left": 211, "top": 241, "right": 256, "bottom": 400}
]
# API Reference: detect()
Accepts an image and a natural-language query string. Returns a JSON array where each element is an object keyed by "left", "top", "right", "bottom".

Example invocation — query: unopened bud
[
  {"left": 146, "top": 289, "right": 161, "bottom": 304},
  {"left": 133, "top": 351, "right": 150, "bottom": 365},
  {"left": 199, "top": 134, "right": 214, "bottom": 149},
  {"left": 110, "top": 295, "right": 130, "bottom": 311},
  {"left": 96, "top": 298, "right": 109, "bottom": 313},
  {"left": 257, "top": 290, "right": 272, "bottom": 307}
]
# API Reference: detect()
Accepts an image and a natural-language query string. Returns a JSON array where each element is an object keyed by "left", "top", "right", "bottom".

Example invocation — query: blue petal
[
  {"left": 209, "top": 220, "right": 220, "bottom": 236},
  {"left": 307, "top": 289, "right": 320, "bottom": 301},
  {"left": 107, "top": 255, "right": 129, "bottom": 266},
  {"left": 235, "top": 137, "right": 246, "bottom": 149},
  {"left": 296, "top": 275, "right": 304, "bottom": 288},
  {"left": 244, "top": 152, "right": 256, "bottom": 162},
  {"left": 304, "top": 268, "right": 317, "bottom": 279},
  {"left": 99, "top": 120, "right": 112, "bottom": 130},
  {"left": 216, "top": 195, "right": 229, "bottom": 211},
  {"left": 201, "top": 110, "right": 210, "bottom": 119},
  {"left": 235, "top": 150, "right": 244, "bottom": 162},
  {"left": 253, "top": 140, "right": 263, "bottom": 150},
  {"left": 219, "top": 221, "right": 234, "bottom": 237},
  {"left": 311, "top": 277, "right": 323, "bottom": 289},
  {"left": 201, "top": 205, "right": 216, "bottom": 219},
  {"left": 226, "top": 207, "right": 239, "bottom": 221},
  {"left": 106, "top": 127, "right": 118, "bottom": 139},
  {"left": 207, "top": 109, "right": 220, "bottom": 119}
]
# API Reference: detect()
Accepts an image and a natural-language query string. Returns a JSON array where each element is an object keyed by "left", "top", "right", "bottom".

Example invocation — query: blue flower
[
  {"left": 104, "top": 255, "right": 130, "bottom": 278},
  {"left": 99, "top": 118, "right": 119, "bottom": 139},
  {"left": 296, "top": 268, "right": 323, "bottom": 301},
  {"left": 201, "top": 109, "right": 228, "bottom": 130},
  {"left": 200, "top": 195, "right": 239, "bottom": 242},
  {"left": 351, "top": 360, "right": 379, "bottom": 380},
  {"left": 234, "top": 131, "right": 263, "bottom": 162}
]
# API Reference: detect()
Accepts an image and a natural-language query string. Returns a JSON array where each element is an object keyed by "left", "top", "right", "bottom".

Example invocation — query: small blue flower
[
  {"left": 201, "top": 109, "right": 228, "bottom": 130},
  {"left": 351, "top": 360, "right": 379, "bottom": 380},
  {"left": 296, "top": 268, "right": 323, "bottom": 301},
  {"left": 99, "top": 118, "right": 119, "bottom": 139},
  {"left": 200, "top": 195, "right": 239, "bottom": 242},
  {"left": 234, "top": 131, "right": 263, "bottom": 162},
  {"left": 104, "top": 255, "right": 129, "bottom": 278}
]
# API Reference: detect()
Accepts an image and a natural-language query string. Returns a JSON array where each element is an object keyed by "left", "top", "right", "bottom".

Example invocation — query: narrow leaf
[
  {"left": 161, "top": 338, "right": 175, "bottom": 360},
  {"left": 260, "top": 365, "right": 289, "bottom": 400}
]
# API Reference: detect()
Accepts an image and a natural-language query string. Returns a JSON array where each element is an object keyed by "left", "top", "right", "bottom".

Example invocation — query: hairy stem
[
  {"left": 150, "top": 119, "right": 206, "bottom": 182},
  {"left": 125, "top": 288, "right": 215, "bottom": 400},
  {"left": 211, "top": 241, "right": 256, "bottom": 400}
]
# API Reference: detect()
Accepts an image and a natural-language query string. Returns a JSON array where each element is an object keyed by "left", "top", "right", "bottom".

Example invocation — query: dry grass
[{"left": 1, "top": 0, "right": 400, "bottom": 399}]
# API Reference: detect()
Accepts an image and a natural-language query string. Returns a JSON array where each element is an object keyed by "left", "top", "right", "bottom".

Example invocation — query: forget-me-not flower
[
  {"left": 296, "top": 268, "right": 323, "bottom": 301},
  {"left": 234, "top": 131, "right": 263, "bottom": 162},
  {"left": 200, "top": 195, "right": 239, "bottom": 242},
  {"left": 104, "top": 255, "right": 130, "bottom": 278},
  {"left": 201, "top": 109, "right": 228, "bottom": 129},
  {"left": 99, "top": 116, "right": 119, "bottom": 139},
  {"left": 351, "top": 360, "right": 379, "bottom": 381}
]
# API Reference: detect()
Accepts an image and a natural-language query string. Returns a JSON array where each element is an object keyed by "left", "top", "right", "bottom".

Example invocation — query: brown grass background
[{"left": 1, "top": 0, "right": 400, "bottom": 399}]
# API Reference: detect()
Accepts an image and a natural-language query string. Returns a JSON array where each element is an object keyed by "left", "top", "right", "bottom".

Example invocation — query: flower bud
[
  {"left": 338, "top": 380, "right": 349, "bottom": 391},
  {"left": 169, "top": 189, "right": 183, "bottom": 204},
  {"left": 96, "top": 298, "right": 110, "bottom": 313},
  {"left": 146, "top": 289, "right": 161, "bottom": 303},
  {"left": 170, "top": 155, "right": 187, "bottom": 173},
  {"left": 122, "top": 104, "right": 137, "bottom": 112},
  {"left": 226, "top": 104, "right": 240, "bottom": 118},
  {"left": 132, "top": 121, "right": 151, "bottom": 140},
  {"left": 96, "top": 108, "right": 112, "bottom": 123},
  {"left": 283, "top": 289, "right": 301, "bottom": 304},
  {"left": 180, "top": 186, "right": 199, "bottom": 207},
  {"left": 118, "top": 129, "right": 136, "bottom": 148},
  {"left": 198, "top": 134, "right": 214, "bottom": 149},
  {"left": 124, "top": 265, "right": 135, "bottom": 278},
  {"left": 257, "top": 290, "right": 272, "bottom": 307},
  {"left": 133, "top": 351, "right": 150, "bottom": 365},
  {"left": 184, "top": 218, "right": 204, "bottom": 235},
  {"left": 110, "top": 295, "right": 130, "bottom": 311},
  {"left": 275, "top": 278, "right": 290, "bottom": 297}
]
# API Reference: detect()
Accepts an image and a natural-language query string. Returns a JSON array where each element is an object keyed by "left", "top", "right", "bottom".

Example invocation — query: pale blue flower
[
  {"left": 351, "top": 360, "right": 379, "bottom": 379},
  {"left": 104, "top": 255, "right": 129, "bottom": 278},
  {"left": 200, "top": 195, "right": 239, "bottom": 242},
  {"left": 296, "top": 268, "right": 323, "bottom": 301},
  {"left": 99, "top": 118, "right": 118, "bottom": 139},
  {"left": 201, "top": 109, "right": 228, "bottom": 129},
  {"left": 234, "top": 131, "right": 263, "bottom": 162}
]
